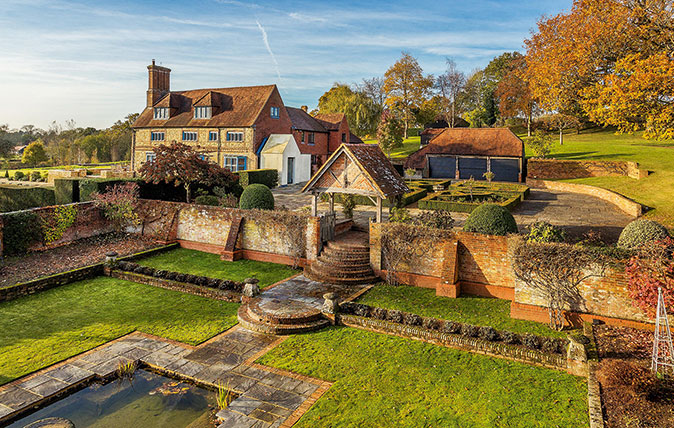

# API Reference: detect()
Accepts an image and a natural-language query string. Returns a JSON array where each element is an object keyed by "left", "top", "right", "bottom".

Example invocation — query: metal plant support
[{"left": 652, "top": 287, "right": 674, "bottom": 376}]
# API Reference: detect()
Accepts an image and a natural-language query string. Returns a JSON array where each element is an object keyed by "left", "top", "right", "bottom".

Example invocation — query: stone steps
[{"left": 236, "top": 305, "right": 330, "bottom": 335}]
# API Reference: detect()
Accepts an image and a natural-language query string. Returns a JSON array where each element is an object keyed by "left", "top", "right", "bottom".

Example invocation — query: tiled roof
[
  {"left": 133, "top": 85, "right": 277, "bottom": 128},
  {"left": 286, "top": 107, "right": 328, "bottom": 133},
  {"left": 405, "top": 128, "right": 524, "bottom": 169},
  {"left": 346, "top": 144, "right": 409, "bottom": 197},
  {"left": 315, "top": 113, "right": 345, "bottom": 130},
  {"left": 349, "top": 132, "right": 364, "bottom": 144}
]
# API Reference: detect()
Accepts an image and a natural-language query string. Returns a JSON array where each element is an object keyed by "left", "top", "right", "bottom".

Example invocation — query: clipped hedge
[
  {"left": 419, "top": 193, "right": 521, "bottom": 213},
  {"left": 330, "top": 188, "right": 428, "bottom": 208},
  {"left": 463, "top": 203, "right": 518, "bottom": 235},
  {"left": 0, "top": 186, "right": 55, "bottom": 213},
  {"left": 239, "top": 183, "right": 275, "bottom": 210},
  {"left": 1, "top": 211, "right": 44, "bottom": 255},
  {"left": 618, "top": 219, "right": 670, "bottom": 249},
  {"left": 54, "top": 178, "right": 80, "bottom": 204},
  {"left": 238, "top": 169, "right": 278, "bottom": 189}
]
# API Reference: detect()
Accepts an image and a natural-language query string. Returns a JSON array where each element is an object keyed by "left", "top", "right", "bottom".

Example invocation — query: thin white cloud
[{"left": 255, "top": 19, "right": 282, "bottom": 83}]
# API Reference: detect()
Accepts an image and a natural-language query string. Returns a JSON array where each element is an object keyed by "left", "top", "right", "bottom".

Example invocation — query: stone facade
[{"left": 528, "top": 159, "right": 647, "bottom": 180}]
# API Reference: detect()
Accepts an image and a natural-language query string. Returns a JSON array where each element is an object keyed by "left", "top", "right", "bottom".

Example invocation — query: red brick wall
[
  {"left": 456, "top": 232, "right": 515, "bottom": 289},
  {"left": 328, "top": 117, "right": 350, "bottom": 152},
  {"left": 528, "top": 159, "right": 647, "bottom": 180},
  {"left": 253, "top": 86, "right": 292, "bottom": 154}
]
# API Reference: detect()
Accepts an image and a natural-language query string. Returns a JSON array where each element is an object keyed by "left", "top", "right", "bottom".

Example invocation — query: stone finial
[
  {"left": 243, "top": 278, "right": 260, "bottom": 298},
  {"left": 322, "top": 292, "right": 339, "bottom": 314},
  {"left": 105, "top": 251, "right": 119, "bottom": 266}
]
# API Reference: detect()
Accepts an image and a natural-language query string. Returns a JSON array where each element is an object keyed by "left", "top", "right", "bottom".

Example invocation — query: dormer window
[
  {"left": 270, "top": 106, "right": 280, "bottom": 119},
  {"left": 153, "top": 107, "right": 169, "bottom": 120},
  {"left": 194, "top": 106, "right": 212, "bottom": 119}
]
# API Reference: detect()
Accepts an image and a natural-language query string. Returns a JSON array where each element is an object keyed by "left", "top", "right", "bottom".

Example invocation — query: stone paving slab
[{"left": 0, "top": 326, "right": 331, "bottom": 428}]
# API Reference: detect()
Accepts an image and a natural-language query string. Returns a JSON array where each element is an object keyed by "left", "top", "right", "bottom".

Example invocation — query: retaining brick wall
[
  {"left": 527, "top": 159, "right": 647, "bottom": 180},
  {"left": 527, "top": 179, "right": 642, "bottom": 217},
  {"left": 0, "top": 264, "right": 104, "bottom": 302}
]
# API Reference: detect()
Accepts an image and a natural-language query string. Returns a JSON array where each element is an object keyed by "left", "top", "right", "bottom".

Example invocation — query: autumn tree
[
  {"left": 435, "top": 58, "right": 466, "bottom": 128},
  {"left": 93, "top": 182, "right": 141, "bottom": 231},
  {"left": 383, "top": 52, "right": 434, "bottom": 137},
  {"left": 542, "top": 113, "right": 581, "bottom": 145},
  {"left": 22, "top": 140, "right": 49, "bottom": 166},
  {"left": 318, "top": 84, "right": 380, "bottom": 137},
  {"left": 139, "top": 142, "right": 238, "bottom": 203},
  {"left": 526, "top": 130, "right": 554, "bottom": 158},
  {"left": 626, "top": 236, "right": 674, "bottom": 317},
  {"left": 495, "top": 56, "right": 537, "bottom": 136},
  {"left": 359, "top": 77, "right": 387, "bottom": 108},
  {"left": 376, "top": 110, "right": 404, "bottom": 158}
]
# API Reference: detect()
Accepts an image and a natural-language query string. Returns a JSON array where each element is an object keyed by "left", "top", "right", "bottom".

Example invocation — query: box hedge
[
  {"left": 238, "top": 169, "right": 278, "bottom": 189},
  {"left": 0, "top": 186, "right": 55, "bottom": 213}
]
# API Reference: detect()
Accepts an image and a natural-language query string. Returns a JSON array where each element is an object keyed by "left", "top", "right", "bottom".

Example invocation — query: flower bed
[
  {"left": 418, "top": 181, "right": 529, "bottom": 213},
  {"left": 339, "top": 302, "right": 569, "bottom": 369}
]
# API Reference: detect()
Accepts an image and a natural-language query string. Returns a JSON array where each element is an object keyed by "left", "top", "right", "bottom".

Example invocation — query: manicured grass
[
  {"left": 357, "top": 284, "right": 568, "bottom": 338},
  {"left": 258, "top": 326, "right": 588, "bottom": 428},
  {"left": 0, "top": 161, "right": 128, "bottom": 177},
  {"left": 136, "top": 248, "right": 299, "bottom": 288},
  {"left": 0, "top": 276, "right": 239, "bottom": 386},
  {"left": 364, "top": 136, "right": 421, "bottom": 159}
]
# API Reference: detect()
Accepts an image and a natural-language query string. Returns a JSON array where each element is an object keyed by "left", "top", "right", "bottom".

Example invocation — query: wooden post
[
  {"left": 376, "top": 196, "right": 382, "bottom": 223},
  {"left": 328, "top": 193, "right": 335, "bottom": 214},
  {"left": 311, "top": 193, "right": 318, "bottom": 216}
]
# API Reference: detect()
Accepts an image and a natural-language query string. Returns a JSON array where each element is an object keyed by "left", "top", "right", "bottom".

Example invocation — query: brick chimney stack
[
  {"left": 146, "top": 59, "right": 171, "bottom": 108},
  {"left": 301, "top": 105, "right": 308, "bottom": 112}
]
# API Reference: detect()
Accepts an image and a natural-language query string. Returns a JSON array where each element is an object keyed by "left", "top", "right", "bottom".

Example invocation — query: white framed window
[
  {"left": 308, "top": 132, "right": 315, "bottom": 145},
  {"left": 226, "top": 131, "right": 244, "bottom": 142},
  {"left": 194, "top": 106, "right": 212, "bottom": 119},
  {"left": 145, "top": 152, "right": 156, "bottom": 163},
  {"left": 223, "top": 156, "right": 247, "bottom": 172},
  {"left": 209, "top": 131, "right": 219, "bottom": 141},
  {"left": 270, "top": 106, "right": 280, "bottom": 119},
  {"left": 182, "top": 131, "right": 198, "bottom": 141},
  {"left": 153, "top": 107, "right": 169, "bottom": 120},
  {"left": 150, "top": 131, "right": 165, "bottom": 141}
]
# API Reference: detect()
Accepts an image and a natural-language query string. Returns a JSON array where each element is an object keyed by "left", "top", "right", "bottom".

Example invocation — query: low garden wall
[
  {"left": 527, "top": 159, "right": 647, "bottom": 180},
  {"left": 0, "top": 202, "right": 114, "bottom": 257},
  {"left": 370, "top": 222, "right": 652, "bottom": 328},
  {"left": 527, "top": 179, "right": 642, "bottom": 217},
  {"left": 134, "top": 200, "right": 322, "bottom": 266}
]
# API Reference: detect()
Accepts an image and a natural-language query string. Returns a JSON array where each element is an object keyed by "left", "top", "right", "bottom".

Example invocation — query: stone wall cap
[{"left": 244, "top": 277, "right": 259, "bottom": 284}]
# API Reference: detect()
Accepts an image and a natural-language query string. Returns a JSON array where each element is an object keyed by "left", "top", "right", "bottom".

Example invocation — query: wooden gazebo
[{"left": 301, "top": 144, "right": 409, "bottom": 223}]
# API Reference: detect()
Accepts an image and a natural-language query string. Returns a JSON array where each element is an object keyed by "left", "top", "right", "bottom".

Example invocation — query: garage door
[
  {"left": 458, "top": 158, "right": 487, "bottom": 180},
  {"left": 491, "top": 158, "right": 520, "bottom": 182},
  {"left": 428, "top": 156, "right": 456, "bottom": 178}
]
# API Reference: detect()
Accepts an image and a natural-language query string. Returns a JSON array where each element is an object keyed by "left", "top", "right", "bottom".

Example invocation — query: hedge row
[
  {"left": 238, "top": 169, "right": 278, "bottom": 189},
  {"left": 115, "top": 261, "right": 245, "bottom": 293},
  {"left": 329, "top": 188, "right": 428, "bottom": 208},
  {"left": 418, "top": 193, "right": 522, "bottom": 213},
  {"left": 0, "top": 186, "right": 55, "bottom": 213},
  {"left": 339, "top": 302, "right": 568, "bottom": 354}
]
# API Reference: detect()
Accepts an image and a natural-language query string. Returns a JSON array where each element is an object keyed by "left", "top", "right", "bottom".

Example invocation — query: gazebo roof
[{"left": 302, "top": 144, "right": 409, "bottom": 199}]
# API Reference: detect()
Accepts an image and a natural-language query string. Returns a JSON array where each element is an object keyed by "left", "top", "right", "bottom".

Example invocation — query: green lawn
[
  {"left": 258, "top": 326, "right": 588, "bottom": 428},
  {"left": 537, "top": 128, "right": 674, "bottom": 227},
  {"left": 364, "top": 136, "right": 421, "bottom": 159},
  {"left": 0, "top": 161, "right": 129, "bottom": 177},
  {"left": 357, "top": 284, "right": 568, "bottom": 338},
  {"left": 136, "top": 248, "right": 299, "bottom": 288},
  {"left": 0, "top": 276, "right": 239, "bottom": 385}
]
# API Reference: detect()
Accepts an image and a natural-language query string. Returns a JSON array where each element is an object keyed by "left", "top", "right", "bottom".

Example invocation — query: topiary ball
[
  {"left": 462, "top": 204, "right": 518, "bottom": 236},
  {"left": 618, "top": 219, "right": 669, "bottom": 249},
  {"left": 239, "top": 183, "right": 274, "bottom": 210}
]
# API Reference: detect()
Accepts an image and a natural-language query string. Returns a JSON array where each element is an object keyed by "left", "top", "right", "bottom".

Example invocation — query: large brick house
[
  {"left": 286, "top": 107, "right": 362, "bottom": 174},
  {"left": 131, "top": 61, "right": 292, "bottom": 173}
]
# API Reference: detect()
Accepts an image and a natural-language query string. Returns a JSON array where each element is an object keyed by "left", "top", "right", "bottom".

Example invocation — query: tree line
[
  {"left": 316, "top": 0, "right": 674, "bottom": 144},
  {"left": 0, "top": 113, "right": 138, "bottom": 166}
]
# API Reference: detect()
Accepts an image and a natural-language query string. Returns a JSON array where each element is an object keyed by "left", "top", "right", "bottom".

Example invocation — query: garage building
[{"left": 404, "top": 128, "right": 525, "bottom": 182}]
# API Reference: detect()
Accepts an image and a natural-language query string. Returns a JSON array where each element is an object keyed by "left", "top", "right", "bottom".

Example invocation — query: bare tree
[
  {"left": 436, "top": 58, "right": 466, "bottom": 128},
  {"left": 360, "top": 77, "right": 387, "bottom": 107},
  {"left": 513, "top": 241, "right": 608, "bottom": 331}
]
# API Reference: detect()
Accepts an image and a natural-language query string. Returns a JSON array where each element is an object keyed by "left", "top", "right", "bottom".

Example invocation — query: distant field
[
  {"left": 0, "top": 161, "right": 128, "bottom": 178},
  {"left": 363, "top": 137, "right": 421, "bottom": 159}
]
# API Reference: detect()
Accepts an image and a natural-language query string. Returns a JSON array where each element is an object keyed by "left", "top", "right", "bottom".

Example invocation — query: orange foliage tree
[{"left": 495, "top": 56, "right": 537, "bottom": 136}]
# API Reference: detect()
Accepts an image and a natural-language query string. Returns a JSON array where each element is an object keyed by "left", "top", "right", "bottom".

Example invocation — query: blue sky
[{"left": 0, "top": 0, "right": 573, "bottom": 129}]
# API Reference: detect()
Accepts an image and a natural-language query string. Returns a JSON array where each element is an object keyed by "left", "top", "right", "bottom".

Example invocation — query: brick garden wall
[{"left": 527, "top": 159, "right": 647, "bottom": 180}]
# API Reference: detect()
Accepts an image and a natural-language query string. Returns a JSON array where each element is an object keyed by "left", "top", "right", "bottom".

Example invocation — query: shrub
[
  {"left": 462, "top": 203, "right": 518, "bottom": 236},
  {"left": 184, "top": 274, "right": 198, "bottom": 284},
  {"left": 154, "top": 270, "right": 168, "bottom": 279},
  {"left": 597, "top": 360, "right": 658, "bottom": 398},
  {"left": 372, "top": 307, "right": 388, "bottom": 320},
  {"left": 386, "top": 309, "right": 403, "bottom": 323},
  {"left": 541, "top": 338, "right": 563, "bottom": 354},
  {"left": 352, "top": 303, "right": 371, "bottom": 318},
  {"left": 194, "top": 194, "right": 220, "bottom": 206},
  {"left": 207, "top": 278, "right": 219, "bottom": 288},
  {"left": 501, "top": 331, "right": 520, "bottom": 344},
  {"left": 93, "top": 182, "right": 141, "bottom": 231},
  {"left": 165, "top": 271, "right": 178, "bottom": 281},
  {"left": 403, "top": 313, "right": 422, "bottom": 326},
  {"left": 526, "top": 221, "right": 565, "bottom": 243},
  {"left": 174, "top": 273, "right": 187, "bottom": 283},
  {"left": 618, "top": 219, "right": 670, "bottom": 249},
  {"left": 478, "top": 326, "right": 499, "bottom": 341},
  {"left": 625, "top": 236, "right": 674, "bottom": 316},
  {"left": 422, "top": 317, "right": 442, "bottom": 331},
  {"left": 341, "top": 194, "right": 356, "bottom": 219},
  {"left": 30, "top": 171, "right": 42, "bottom": 181},
  {"left": 389, "top": 207, "right": 411, "bottom": 223},
  {"left": 239, "top": 183, "right": 274, "bottom": 210},
  {"left": 237, "top": 169, "right": 278, "bottom": 188},
  {"left": 13, "top": 171, "right": 24, "bottom": 180},
  {"left": 441, "top": 321, "right": 461, "bottom": 334},
  {"left": 460, "top": 324, "right": 479, "bottom": 337},
  {"left": 414, "top": 210, "right": 454, "bottom": 230},
  {"left": 522, "top": 334, "right": 541, "bottom": 349},
  {"left": 2, "top": 211, "right": 44, "bottom": 255}
]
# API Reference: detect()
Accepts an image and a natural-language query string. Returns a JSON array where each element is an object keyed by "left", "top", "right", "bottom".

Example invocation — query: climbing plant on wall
[{"left": 42, "top": 205, "right": 77, "bottom": 244}]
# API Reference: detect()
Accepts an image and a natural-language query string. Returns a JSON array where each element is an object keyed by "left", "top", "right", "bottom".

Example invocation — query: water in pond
[{"left": 8, "top": 370, "right": 216, "bottom": 428}]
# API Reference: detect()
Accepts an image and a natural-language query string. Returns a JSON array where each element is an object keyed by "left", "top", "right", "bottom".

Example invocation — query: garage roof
[{"left": 405, "top": 128, "right": 524, "bottom": 169}]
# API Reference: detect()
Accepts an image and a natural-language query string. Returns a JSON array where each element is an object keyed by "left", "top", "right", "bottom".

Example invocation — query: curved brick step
[
  {"left": 237, "top": 304, "right": 330, "bottom": 335},
  {"left": 326, "top": 242, "right": 370, "bottom": 252},
  {"left": 303, "top": 268, "right": 378, "bottom": 285},
  {"left": 324, "top": 244, "right": 370, "bottom": 254},
  {"left": 307, "top": 265, "right": 375, "bottom": 278},
  {"left": 246, "top": 299, "right": 324, "bottom": 325},
  {"left": 311, "top": 259, "right": 372, "bottom": 272}
]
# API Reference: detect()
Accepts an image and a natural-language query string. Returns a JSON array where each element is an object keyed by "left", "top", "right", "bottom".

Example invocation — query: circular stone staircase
[
  {"left": 303, "top": 234, "right": 377, "bottom": 285},
  {"left": 237, "top": 297, "right": 330, "bottom": 335}
]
